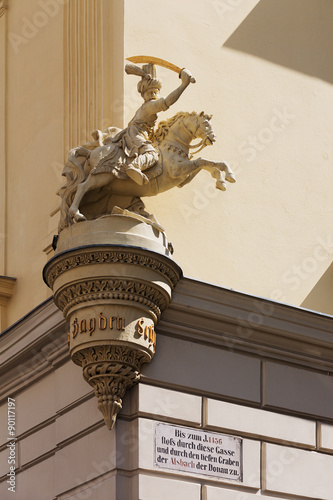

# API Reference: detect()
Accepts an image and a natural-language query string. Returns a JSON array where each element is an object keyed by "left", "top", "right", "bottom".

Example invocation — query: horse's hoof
[
  {"left": 70, "top": 209, "right": 86, "bottom": 222},
  {"left": 226, "top": 174, "right": 236, "bottom": 183},
  {"left": 74, "top": 212, "right": 87, "bottom": 222},
  {"left": 216, "top": 180, "right": 226, "bottom": 191}
]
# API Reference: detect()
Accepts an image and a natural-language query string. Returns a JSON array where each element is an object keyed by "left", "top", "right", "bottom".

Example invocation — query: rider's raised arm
[
  {"left": 165, "top": 69, "right": 194, "bottom": 108},
  {"left": 145, "top": 97, "right": 170, "bottom": 113}
]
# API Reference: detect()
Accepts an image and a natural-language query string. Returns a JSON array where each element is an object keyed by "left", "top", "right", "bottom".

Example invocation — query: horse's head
[
  {"left": 194, "top": 111, "right": 216, "bottom": 145},
  {"left": 154, "top": 111, "right": 216, "bottom": 151},
  {"left": 179, "top": 111, "right": 216, "bottom": 152}
]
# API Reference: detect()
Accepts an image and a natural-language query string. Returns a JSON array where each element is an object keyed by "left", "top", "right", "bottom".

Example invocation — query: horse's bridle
[
  {"left": 187, "top": 115, "right": 215, "bottom": 158},
  {"left": 165, "top": 114, "right": 214, "bottom": 159}
]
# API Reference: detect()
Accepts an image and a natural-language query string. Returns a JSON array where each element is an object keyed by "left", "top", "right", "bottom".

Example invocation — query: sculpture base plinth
[{"left": 43, "top": 215, "right": 182, "bottom": 429}]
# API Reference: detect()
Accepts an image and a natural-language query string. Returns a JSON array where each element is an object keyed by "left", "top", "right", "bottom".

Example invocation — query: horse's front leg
[
  {"left": 218, "top": 161, "right": 236, "bottom": 183},
  {"left": 207, "top": 167, "right": 228, "bottom": 191},
  {"left": 192, "top": 158, "right": 236, "bottom": 190},
  {"left": 174, "top": 158, "right": 236, "bottom": 190},
  {"left": 195, "top": 158, "right": 236, "bottom": 182}
]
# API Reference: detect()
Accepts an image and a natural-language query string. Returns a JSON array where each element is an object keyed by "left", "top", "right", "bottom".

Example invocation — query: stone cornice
[
  {"left": 0, "top": 1, "right": 8, "bottom": 19},
  {"left": 0, "top": 298, "right": 68, "bottom": 403},
  {"left": 0, "top": 278, "right": 332, "bottom": 404},
  {"left": 158, "top": 278, "right": 333, "bottom": 372}
]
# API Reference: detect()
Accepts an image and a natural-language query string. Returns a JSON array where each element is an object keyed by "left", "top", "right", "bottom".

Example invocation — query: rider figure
[{"left": 117, "top": 64, "right": 195, "bottom": 185}]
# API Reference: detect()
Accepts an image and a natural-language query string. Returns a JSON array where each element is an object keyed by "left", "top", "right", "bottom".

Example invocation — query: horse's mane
[{"left": 152, "top": 111, "right": 198, "bottom": 144}]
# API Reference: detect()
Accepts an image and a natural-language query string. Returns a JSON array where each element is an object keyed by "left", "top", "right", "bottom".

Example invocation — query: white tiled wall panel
[
  {"left": 264, "top": 443, "right": 333, "bottom": 499},
  {"left": 139, "top": 474, "right": 201, "bottom": 500},
  {"left": 206, "top": 485, "right": 285, "bottom": 499},
  {"left": 138, "top": 384, "right": 202, "bottom": 424},
  {"left": 319, "top": 422, "right": 333, "bottom": 452},
  {"left": 207, "top": 398, "right": 315, "bottom": 447}
]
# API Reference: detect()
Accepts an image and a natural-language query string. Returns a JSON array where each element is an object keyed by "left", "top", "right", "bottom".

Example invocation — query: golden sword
[{"left": 126, "top": 55, "right": 196, "bottom": 83}]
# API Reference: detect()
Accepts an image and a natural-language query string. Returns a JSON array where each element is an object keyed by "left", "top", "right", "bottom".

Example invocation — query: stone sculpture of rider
[{"left": 112, "top": 63, "right": 195, "bottom": 185}]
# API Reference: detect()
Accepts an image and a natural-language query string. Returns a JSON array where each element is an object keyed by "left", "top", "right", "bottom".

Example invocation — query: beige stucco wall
[
  {"left": 124, "top": 0, "right": 333, "bottom": 310},
  {"left": 3, "top": 0, "right": 64, "bottom": 327},
  {"left": 2, "top": 0, "right": 333, "bottom": 328}
]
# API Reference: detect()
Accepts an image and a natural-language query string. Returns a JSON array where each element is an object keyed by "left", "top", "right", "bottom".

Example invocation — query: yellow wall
[
  {"left": 2, "top": 0, "right": 333, "bottom": 328},
  {"left": 124, "top": 0, "right": 333, "bottom": 311},
  {"left": 4, "top": 0, "right": 64, "bottom": 327}
]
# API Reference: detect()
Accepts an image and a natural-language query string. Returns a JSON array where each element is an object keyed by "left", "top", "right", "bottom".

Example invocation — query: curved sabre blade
[{"left": 126, "top": 55, "right": 182, "bottom": 75}]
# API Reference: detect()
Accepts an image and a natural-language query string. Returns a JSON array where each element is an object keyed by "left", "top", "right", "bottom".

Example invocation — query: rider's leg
[
  {"left": 126, "top": 151, "right": 159, "bottom": 185},
  {"left": 69, "top": 173, "right": 113, "bottom": 221}
]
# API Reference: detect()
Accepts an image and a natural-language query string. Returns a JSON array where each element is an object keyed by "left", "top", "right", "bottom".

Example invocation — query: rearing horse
[{"left": 59, "top": 111, "right": 235, "bottom": 229}]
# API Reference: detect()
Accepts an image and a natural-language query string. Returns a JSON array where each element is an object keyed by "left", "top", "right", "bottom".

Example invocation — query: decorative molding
[
  {"left": 64, "top": 0, "right": 103, "bottom": 153},
  {"left": 74, "top": 345, "right": 150, "bottom": 429},
  {"left": 54, "top": 277, "right": 167, "bottom": 318},
  {"left": 0, "top": 276, "right": 16, "bottom": 303},
  {"left": 44, "top": 248, "right": 181, "bottom": 289},
  {"left": 0, "top": 299, "right": 67, "bottom": 403},
  {"left": 159, "top": 278, "right": 333, "bottom": 372},
  {"left": 0, "top": 276, "right": 16, "bottom": 331}
]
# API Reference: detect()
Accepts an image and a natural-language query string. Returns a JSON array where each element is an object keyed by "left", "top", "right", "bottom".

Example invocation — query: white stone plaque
[{"left": 154, "top": 423, "right": 243, "bottom": 481}]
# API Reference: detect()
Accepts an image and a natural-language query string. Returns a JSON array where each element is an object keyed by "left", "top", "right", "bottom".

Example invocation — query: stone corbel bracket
[{"left": 43, "top": 217, "right": 182, "bottom": 429}]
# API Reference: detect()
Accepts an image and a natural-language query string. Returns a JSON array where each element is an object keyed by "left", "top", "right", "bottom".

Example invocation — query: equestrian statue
[{"left": 57, "top": 56, "right": 236, "bottom": 232}]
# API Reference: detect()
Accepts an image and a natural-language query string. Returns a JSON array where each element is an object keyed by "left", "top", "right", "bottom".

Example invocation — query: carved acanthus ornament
[
  {"left": 54, "top": 278, "right": 168, "bottom": 319},
  {"left": 44, "top": 247, "right": 180, "bottom": 289},
  {"left": 74, "top": 346, "right": 149, "bottom": 430}
]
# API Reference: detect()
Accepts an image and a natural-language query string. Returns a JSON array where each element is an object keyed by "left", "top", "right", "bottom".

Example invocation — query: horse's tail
[{"left": 57, "top": 147, "right": 91, "bottom": 232}]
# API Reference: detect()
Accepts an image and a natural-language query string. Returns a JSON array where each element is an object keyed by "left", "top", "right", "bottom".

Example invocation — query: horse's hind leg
[{"left": 69, "top": 173, "right": 113, "bottom": 222}]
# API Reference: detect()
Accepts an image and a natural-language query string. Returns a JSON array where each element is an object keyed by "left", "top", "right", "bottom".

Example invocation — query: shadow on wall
[
  {"left": 223, "top": 0, "right": 333, "bottom": 85},
  {"left": 301, "top": 263, "right": 333, "bottom": 316}
]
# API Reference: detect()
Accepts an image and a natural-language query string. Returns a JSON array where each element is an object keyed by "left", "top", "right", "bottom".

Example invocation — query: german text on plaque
[{"left": 154, "top": 423, "right": 243, "bottom": 481}]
